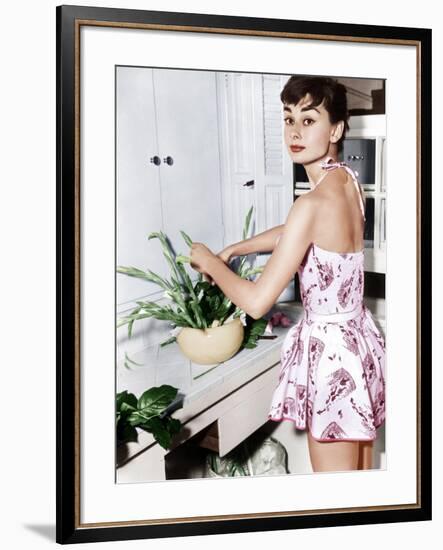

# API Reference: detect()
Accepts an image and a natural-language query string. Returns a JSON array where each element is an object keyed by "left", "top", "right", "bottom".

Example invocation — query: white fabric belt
[{"left": 304, "top": 302, "right": 363, "bottom": 323}]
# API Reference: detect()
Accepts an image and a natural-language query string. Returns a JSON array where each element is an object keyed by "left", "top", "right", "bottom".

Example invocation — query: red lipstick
[{"left": 290, "top": 145, "right": 305, "bottom": 152}]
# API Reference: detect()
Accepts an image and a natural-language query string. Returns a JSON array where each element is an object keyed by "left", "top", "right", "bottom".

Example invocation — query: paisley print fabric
[{"left": 268, "top": 160, "right": 386, "bottom": 442}]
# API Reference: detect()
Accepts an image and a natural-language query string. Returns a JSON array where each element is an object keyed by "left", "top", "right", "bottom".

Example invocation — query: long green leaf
[
  {"left": 117, "top": 266, "right": 172, "bottom": 291},
  {"left": 148, "top": 231, "right": 201, "bottom": 325},
  {"left": 242, "top": 205, "right": 254, "bottom": 240},
  {"left": 176, "top": 255, "right": 191, "bottom": 264},
  {"left": 148, "top": 232, "right": 184, "bottom": 288},
  {"left": 180, "top": 230, "right": 193, "bottom": 247},
  {"left": 124, "top": 352, "right": 144, "bottom": 367},
  {"left": 160, "top": 336, "right": 177, "bottom": 347}
]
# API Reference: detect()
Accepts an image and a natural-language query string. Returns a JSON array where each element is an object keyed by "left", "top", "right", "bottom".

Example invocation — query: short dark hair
[{"left": 280, "top": 75, "right": 349, "bottom": 154}]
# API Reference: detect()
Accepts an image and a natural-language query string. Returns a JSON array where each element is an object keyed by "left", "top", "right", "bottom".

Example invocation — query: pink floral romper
[{"left": 268, "top": 158, "right": 386, "bottom": 441}]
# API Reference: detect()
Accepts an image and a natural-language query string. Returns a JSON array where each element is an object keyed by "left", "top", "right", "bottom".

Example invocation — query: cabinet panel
[
  {"left": 253, "top": 74, "right": 295, "bottom": 302},
  {"left": 153, "top": 69, "right": 225, "bottom": 283},
  {"left": 116, "top": 67, "right": 166, "bottom": 306},
  {"left": 218, "top": 372, "right": 277, "bottom": 457},
  {"left": 117, "top": 68, "right": 226, "bottom": 309},
  {"left": 255, "top": 74, "right": 293, "bottom": 234},
  {"left": 217, "top": 72, "right": 256, "bottom": 246},
  {"left": 217, "top": 72, "right": 294, "bottom": 302}
]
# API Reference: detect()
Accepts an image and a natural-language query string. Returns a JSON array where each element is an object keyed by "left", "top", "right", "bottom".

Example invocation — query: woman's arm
[
  {"left": 206, "top": 224, "right": 284, "bottom": 284},
  {"left": 192, "top": 195, "right": 316, "bottom": 320},
  {"left": 223, "top": 224, "right": 285, "bottom": 258}
]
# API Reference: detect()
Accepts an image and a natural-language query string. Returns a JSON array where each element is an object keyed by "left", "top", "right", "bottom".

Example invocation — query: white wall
[{"left": 1, "top": 0, "right": 440, "bottom": 548}]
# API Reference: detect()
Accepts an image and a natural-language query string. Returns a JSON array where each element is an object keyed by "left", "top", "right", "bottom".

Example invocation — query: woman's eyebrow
[
  {"left": 301, "top": 106, "right": 320, "bottom": 113},
  {"left": 282, "top": 105, "right": 320, "bottom": 114}
]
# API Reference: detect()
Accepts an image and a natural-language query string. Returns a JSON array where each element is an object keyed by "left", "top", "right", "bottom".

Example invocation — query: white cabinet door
[
  {"left": 117, "top": 67, "right": 225, "bottom": 309},
  {"left": 253, "top": 74, "right": 294, "bottom": 302},
  {"left": 153, "top": 69, "right": 225, "bottom": 283},
  {"left": 217, "top": 72, "right": 294, "bottom": 302},
  {"left": 216, "top": 72, "right": 257, "bottom": 246},
  {"left": 116, "top": 67, "right": 166, "bottom": 307},
  {"left": 253, "top": 74, "right": 294, "bottom": 236}
]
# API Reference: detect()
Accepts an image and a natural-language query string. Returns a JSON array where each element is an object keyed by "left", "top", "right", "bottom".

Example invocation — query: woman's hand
[
  {"left": 203, "top": 246, "right": 235, "bottom": 284},
  {"left": 217, "top": 246, "right": 235, "bottom": 265},
  {"left": 190, "top": 244, "right": 235, "bottom": 285},
  {"left": 190, "top": 242, "right": 217, "bottom": 277}
]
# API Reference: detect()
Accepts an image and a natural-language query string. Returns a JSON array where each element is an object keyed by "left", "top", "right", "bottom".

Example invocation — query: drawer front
[{"left": 217, "top": 366, "right": 279, "bottom": 456}]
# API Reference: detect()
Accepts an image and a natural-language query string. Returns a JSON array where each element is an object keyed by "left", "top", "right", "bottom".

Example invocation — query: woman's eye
[{"left": 283, "top": 117, "right": 314, "bottom": 126}]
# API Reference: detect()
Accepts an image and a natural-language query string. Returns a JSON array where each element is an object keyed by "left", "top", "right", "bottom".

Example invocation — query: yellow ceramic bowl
[{"left": 176, "top": 317, "right": 244, "bottom": 365}]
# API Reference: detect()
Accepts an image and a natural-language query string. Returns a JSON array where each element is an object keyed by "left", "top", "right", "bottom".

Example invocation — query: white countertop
[{"left": 117, "top": 309, "right": 297, "bottom": 407}]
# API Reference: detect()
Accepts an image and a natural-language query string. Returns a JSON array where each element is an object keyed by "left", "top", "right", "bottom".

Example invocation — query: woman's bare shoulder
[
  {"left": 291, "top": 191, "right": 318, "bottom": 214},
  {"left": 310, "top": 168, "right": 351, "bottom": 212},
  {"left": 295, "top": 187, "right": 324, "bottom": 212},
  {"left": 286, "top": 192, "right": 319, "bottom": 233},
  {"left": 315, "top": 166, "right": 349, "bottom": 194}
]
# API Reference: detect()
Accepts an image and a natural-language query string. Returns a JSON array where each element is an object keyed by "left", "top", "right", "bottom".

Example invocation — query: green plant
[
  {"left": 116, "top": 385, "right": 182, "bottom": 450},
  {"left": 117, "top": 205, "right": 267, "bottom": 349}
]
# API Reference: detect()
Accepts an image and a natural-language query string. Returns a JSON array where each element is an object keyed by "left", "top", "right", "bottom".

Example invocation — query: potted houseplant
[{"left": 117, "top": 206, "right": 267, "bottom": 364}]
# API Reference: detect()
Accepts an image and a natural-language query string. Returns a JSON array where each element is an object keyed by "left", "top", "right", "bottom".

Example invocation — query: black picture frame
[{"left": 56, "top": 4, "right": 432, "bottom": 544}]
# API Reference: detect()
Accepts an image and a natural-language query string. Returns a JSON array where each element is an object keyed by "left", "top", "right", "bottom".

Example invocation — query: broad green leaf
[
  {"left": 138, "top": 385, "right": 178, "bottom": 415},
  {"left": 164, "top": 416, "right": 181, "bottom": 435},
  {"left": 117, "top": 421, "right": 138, "bottom": 444},
  {"left": 116, "top": 391, "right": 137, "bottom": 414},
  {"left": 140, "top": 416, "right": 172, "bottom": 450}
]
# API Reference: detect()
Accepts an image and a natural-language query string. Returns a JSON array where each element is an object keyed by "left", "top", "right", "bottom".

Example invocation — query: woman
[{"left": 190, "top": 76, "right": 385, "bottom": 473}]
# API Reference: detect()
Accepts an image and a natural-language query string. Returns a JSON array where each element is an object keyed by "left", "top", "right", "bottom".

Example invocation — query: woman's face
[{"left": 283, "top": 93, "right": 343, "bottom": 165}]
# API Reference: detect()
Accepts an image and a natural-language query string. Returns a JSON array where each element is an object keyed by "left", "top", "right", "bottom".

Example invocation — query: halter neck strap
[{"left": 315, "top": 157, "right": 366, "bottom": 221}]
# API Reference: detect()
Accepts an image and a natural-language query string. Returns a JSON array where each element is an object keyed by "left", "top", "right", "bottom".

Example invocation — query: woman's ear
[{"left": 330, "top": 120, "right": 345, "bottom": 143}]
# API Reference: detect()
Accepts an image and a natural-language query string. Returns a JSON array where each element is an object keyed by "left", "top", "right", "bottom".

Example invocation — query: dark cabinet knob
[
  {"left": 243, "top": 179, "right": 255, "bottom": 188},
  {"left": 163, "top": 156, "right": 174, "bottom": 166},
  {"left": 150, "top": 156, "right": 161, "bottom": 166}
]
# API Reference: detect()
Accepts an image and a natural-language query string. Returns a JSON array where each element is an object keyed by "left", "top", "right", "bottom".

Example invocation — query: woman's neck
[{"left": 304, "top": 154, "right": 338, "bottom": 189}]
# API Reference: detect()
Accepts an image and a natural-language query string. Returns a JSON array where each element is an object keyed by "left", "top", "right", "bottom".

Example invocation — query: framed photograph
[{"left": 56, "top": 4, "right": 432, "bottom": 544}]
